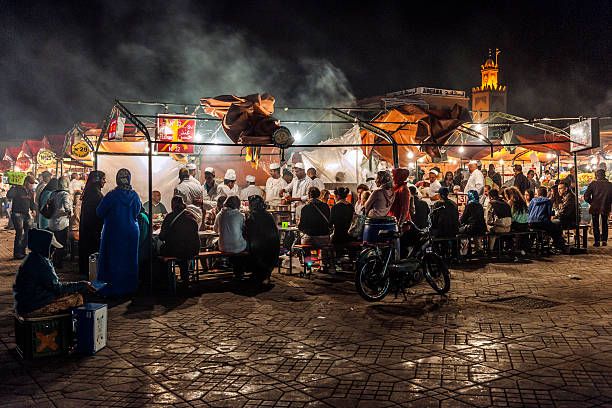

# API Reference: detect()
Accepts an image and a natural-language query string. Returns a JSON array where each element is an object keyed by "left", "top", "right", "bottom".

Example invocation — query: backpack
[{"left": 40, "top": 192, "right": 56, "bottom": 219}]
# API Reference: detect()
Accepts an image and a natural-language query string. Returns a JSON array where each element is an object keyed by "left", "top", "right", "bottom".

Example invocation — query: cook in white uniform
[
  {"left": 264, "top": 163, "right": 287, "bottom": 207},
  {"left": 202, "top": 167, "right": 221, "bottom": 211},
  {"left": 422, "top": 169, "right": 442, "bottom": 205},
  {"left": 306, "top": 167, "right": 325, "bottom": 191},
  {"left": 240, "top": 175, "right": 264, "bottom": 201},
  {"left": 218, "top": 169, "right": 239, "bottom": 197},
  {"left": 281, "top": 163, "right": 313, "bottom": 221}
]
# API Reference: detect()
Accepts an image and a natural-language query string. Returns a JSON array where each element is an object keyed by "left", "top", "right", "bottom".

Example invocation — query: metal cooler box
[{"left": 75, "top": 303, "right": 107, "bottom": 354}]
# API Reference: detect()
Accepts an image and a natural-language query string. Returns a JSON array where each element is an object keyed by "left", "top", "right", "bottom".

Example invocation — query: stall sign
[
  {"left": 37, "top": 149, "right": 55, "bottom": 166},
  {"left": 7, "top": 171, "right": 27, "bottom": 186},
  {"left": 570, "top": 118, "right": 600, "bottom": 153},
  {"left": 108, "top": 117, "right": 125, "bottom": 141},
  {"left": 72, "top": 141, "right": 90, "bottom": 158},
  {"left": 156, "top": 114, "right": 195, "bottom": 154},
  {"left": 454, "top": 192, "right": 468, "bottom": 214},
  {"left": 16, "top": 153, "right": 32, "bottom": 171}
]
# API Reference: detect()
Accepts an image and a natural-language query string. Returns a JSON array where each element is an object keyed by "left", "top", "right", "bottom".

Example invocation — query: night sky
[{"left": 1, "top": 0, "right": 610, "bottom": 140}]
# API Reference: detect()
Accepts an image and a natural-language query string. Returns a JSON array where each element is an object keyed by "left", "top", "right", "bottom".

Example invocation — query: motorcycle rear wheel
[
  {"left": 355, "top": 254, "right": 390, "bottom": 302},
  {"left": 423, "top": 253, "right": 451, "bottom": 295}
]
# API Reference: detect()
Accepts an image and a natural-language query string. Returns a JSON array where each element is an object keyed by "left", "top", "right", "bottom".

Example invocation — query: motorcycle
[{"left": 354, "top": 214, "right": 450, "bottom": 302}]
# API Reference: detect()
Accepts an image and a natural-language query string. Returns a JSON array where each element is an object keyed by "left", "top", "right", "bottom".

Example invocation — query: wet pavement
[{"left": 1, "top": 218, "right": 612, "bottom": 407}]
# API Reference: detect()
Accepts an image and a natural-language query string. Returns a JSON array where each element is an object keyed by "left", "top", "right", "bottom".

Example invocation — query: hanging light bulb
[
  {"left": 408, "top": 162, "right": 415, "bottom": 168},
  {"left": 459, "top": 146, "right": 465, "bottom": 153},
  {"left": 407, "top": 151, "right": 414, "bottom": 159},
  {"left": 499, "top": 159, "right": 504, "bottom": 165},
  {"left": 546, "top": 153, "right": 552, "bottom": 159}
]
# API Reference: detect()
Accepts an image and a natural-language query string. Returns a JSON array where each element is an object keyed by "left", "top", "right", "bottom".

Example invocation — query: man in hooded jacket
[{"left": 13, "top": 228, "right": 90, "bottom": 317}]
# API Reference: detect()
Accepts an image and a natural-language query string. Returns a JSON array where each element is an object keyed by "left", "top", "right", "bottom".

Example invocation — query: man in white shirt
[
  {"left": 464, "top": 160, "right": 485, "bottom": 194},
  {"left": 264, "top": 163, "right": 287, "bottom": 207},
  {"left": 202, "top": 167, "right": 221, "bottom": 210},
  {"left": 218, "top": 169, "right": 239, "bottom": 197},
  {"left": 307, "top": 167, "right": 325, "bottom": 191},
  {"left": 281, "top": 163, "right": 313, "bottom": 221},
  {"left": 240, "top": 175, "right": 264, "bottom": 201},
  {"left": 174, "top": 168, "right": 203, "bottom": 205},
  {"left": 423, "top": 169, "right": 442, "bottom": 205},
  {"left": 68, "top": 173, "right": 85, "bottom": 196}
]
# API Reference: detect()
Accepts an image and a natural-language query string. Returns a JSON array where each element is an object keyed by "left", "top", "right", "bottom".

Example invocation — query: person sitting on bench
[
  {"left": 553, "top": 182, "right": 577, "bottom": 229},
  {"left": 528, "top": 186, "right": 568, "bottom": 253},
  {"left": 159, "top": 196, "right": 200, "bottom": 285},
  {"left": 245, "top": 195, "right": 279, "bottom": 284},
  {"left": 13, "top": 228, "right": 93, "bottom": 317},
  {"left": 486, "top": 189, "right": 512, "bottom": 251},
  {"left": 214, "top": 196, "right": 247, "bottom": 278},
  {"left": 298, "top": 187, "right": 333, "bottom": 273}
]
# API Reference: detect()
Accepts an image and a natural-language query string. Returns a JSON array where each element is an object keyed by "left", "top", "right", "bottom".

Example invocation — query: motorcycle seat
[{"left": 378, "top": 230, "right": 401, "bottom": 239}]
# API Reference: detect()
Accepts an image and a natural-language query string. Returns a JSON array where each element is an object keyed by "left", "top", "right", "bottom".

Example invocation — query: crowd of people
[{"left": 4, "top": 159, "right": 612, "bottom": 316}]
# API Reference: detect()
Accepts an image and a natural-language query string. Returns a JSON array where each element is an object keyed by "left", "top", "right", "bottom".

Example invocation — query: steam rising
[{"left": 0, "top": 5, "right": 354, "bottom": 139}]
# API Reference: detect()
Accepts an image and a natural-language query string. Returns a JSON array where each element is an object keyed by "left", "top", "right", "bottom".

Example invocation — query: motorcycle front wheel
[
  {"left": 423, "top": 253, "right": 451, "bottom": 295},
  {"left": 355, "top": 252, "right": 390, "bottom": 302}
]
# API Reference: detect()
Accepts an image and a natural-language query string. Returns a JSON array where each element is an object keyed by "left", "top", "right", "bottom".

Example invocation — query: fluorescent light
[{"left": 294, "top": 132, "right": 302, "bottom": 142}]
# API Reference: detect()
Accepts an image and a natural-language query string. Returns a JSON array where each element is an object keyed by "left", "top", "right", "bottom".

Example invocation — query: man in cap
[
  {"left": 174, "top": 167, "right": 203, "bottom": 206},
  {"left": 240, "top": 175, "right": 264, "bottom": 201},
  {"left": 264, "top": 163, "right": 287, "bottom": 207},
  {"left": 186, "top": 163, "right": 198, "bottom": 181},
  {"left": 281, "top": 162, "right": 313, "bottom": 220},
  {"left": 307, "top": 167, "right": 325, "bottom": 191},
  {"left": 423, "top": 169, "right": 442, "bottom": 204},
  {"left": 464, "top": 160, "right": 485, "bottom": 194},
  {"left": 219, "top": 169, "right": 239, "bottom": 197},
  {"left": 202, "top": 167, "right": 221, "bottom": 210}
]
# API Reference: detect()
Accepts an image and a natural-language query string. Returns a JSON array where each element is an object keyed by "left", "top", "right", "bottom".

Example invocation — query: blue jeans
[{"left": 11, "top": 212, "right": 32, "bottom": 258}]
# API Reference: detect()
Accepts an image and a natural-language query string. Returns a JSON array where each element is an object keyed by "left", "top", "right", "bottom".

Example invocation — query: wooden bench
[
  {"left": 159, "top": 250, "right": 249, "bottom": 294},
  {"left": 562, "top": 225, "right": 589, "bottom": 248}
]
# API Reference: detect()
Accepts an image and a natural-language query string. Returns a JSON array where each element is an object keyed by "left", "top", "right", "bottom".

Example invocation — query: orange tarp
[{"left": 360, "top": 104, "right": 469, "bottom": 166}]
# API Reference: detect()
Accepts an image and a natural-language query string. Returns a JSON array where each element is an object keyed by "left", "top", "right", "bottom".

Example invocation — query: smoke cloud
[{"left": 0, "top": 3, "right": 354, "bottom": 140}]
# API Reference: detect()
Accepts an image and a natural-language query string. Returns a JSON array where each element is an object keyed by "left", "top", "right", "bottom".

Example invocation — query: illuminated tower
[{"left": 471, "top": 48, "right": 507, "bottom": 121}]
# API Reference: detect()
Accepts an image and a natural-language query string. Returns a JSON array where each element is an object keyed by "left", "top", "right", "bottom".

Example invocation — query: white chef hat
[
  {"left": 204, "top": 167, "right": 214, "bottom": 174},
  {"left": 270, "top": 163, "right": 280, "bottom": 170},
  {"left": 224, "top": 169, "right": 236, "bottom": 181},
  {"left": 468, "top": 160, "right": 478, "bottom": 165},
  {"left": 429, "top": 169, "right": 439, "bottom": 175},
  {"left": 293, "top": 163, "right": 305, "bottom": 169},
  {"left": 246, "top": 175, "right": 255, "bottom": 183},
  {"left": 186, "top": 163, "right": 197, "bottom": 170}
]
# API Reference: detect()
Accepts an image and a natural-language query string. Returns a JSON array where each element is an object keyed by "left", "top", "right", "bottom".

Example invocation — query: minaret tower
[{"left": 471, "top": 48, "right": 507, "bottom": 121}]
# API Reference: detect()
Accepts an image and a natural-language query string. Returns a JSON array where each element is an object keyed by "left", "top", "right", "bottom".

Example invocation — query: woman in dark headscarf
[
  {"left": 78, "top": 171, "right": 106, "bottom": 276},
  {"left": 96, "top": 169, "right": 141, "bottom": 295},
  {"left": 245, "top": 195, "right": 279, "bottom": 284},
  {"left": 38, "top": 178, "right": 59, "bottom": 230},
  {"left": 389, "top": 168, "right": 412, "bottom": 226}
]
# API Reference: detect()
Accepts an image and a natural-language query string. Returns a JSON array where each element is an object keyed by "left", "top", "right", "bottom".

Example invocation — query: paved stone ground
[{"left": 1, "top": 218, "right": 612, "bottom": 407}]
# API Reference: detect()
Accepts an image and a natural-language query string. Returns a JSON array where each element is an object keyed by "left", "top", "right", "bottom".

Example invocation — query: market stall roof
[
  {"left": 3, "top": 146, "right": 21, "bottom": 162},
  {"left": 20, "top": 140, "right": 44, "bottom": 158},
  {"left": 0, "top": 159, "right": 11, "bottom": 171},
  {"left": 43, "top": 134, "right": 67, "bottom": 156},
  {"left": 359, "top": 103, "right": 470, "bottom": 167}
]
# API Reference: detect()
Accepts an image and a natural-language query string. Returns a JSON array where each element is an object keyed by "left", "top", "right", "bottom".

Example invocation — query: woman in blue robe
[{"left": 96, "top": 168, "right": 141, "bottom": 295}]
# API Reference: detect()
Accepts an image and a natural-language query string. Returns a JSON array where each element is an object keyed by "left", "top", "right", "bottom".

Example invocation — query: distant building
[
  {"left": 471, "top": 48, "right": 507, "bottom": 121},
  {"left": 357, "top": 86, "right": 469, "bottom": 111}
]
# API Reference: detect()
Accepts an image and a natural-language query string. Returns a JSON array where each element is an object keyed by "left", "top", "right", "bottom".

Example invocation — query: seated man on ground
[
  {"left": 159, "top": 196, "right": 200, "bottom": 285},
  {"left": 528, "top": 186, "right": 568, "bottom": 252},
  {"left": 298, "top": 187, "right": 333, "bottom": 273},
  {"left": 13, "top": 229, "right": 93, "bottom": 317}
]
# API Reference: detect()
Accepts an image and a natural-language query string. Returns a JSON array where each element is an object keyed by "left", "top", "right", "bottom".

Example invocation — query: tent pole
[
  {"left": 148, "top": 140, "right": 153, "bottom": 291},
  {"left": 573, "top": 152, "right": 580, "bottom": 249}
]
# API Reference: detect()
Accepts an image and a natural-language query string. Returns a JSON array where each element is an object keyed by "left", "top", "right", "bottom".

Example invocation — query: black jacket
[
  {"left": 431, "top": 199, "right": 459, "bottom": 237},
  {"left": 557, "top": 192, "right": 577, "bottom": 227},
  {"left": 330, "top": 202, "right": 354, "bottom": 244},
  {"left": 584, "top": 179, "right": 612, "bottom": 214},
  {"left": 412, "top": 198, "right": 431, "bottom": 229},
  {"left": 299, "top": 200, "right": 331, "bottom": 237},
  {"left": 514, "top": 173, "right": 530, "bottom": 194},
  {"left": 245, "top": 210, "right": 280, "bottom": 273},
  {"left": 159, "top": 210, "right": 200, "bottom": 259},
  {"left": 7, "top": 186, "right": 34, "bottom": 213},
  {"left": 460, "top": 202, "right": 487, "bottom": 235}
]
